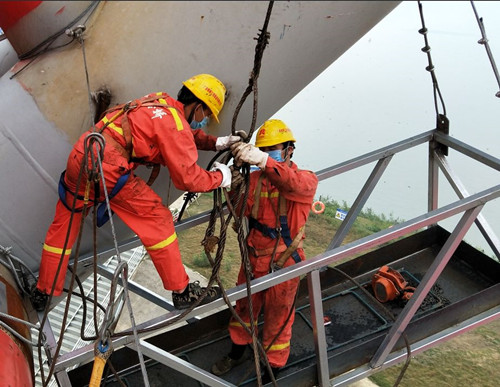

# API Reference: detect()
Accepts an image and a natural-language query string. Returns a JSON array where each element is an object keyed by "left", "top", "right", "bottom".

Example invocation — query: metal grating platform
[{"left": 67, "top": 226, "right": 500, "bottom": 386}]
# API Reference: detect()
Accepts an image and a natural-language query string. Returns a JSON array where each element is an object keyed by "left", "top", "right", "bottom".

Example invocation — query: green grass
[
  {"left": 370, "top": 320, "right": 500, "bottom": 386},
  {"left": 177, "top": 192, "right": 500, "bottom": 386}
]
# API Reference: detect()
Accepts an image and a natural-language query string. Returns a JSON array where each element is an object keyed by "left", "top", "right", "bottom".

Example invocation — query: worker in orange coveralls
[
  {"left": 211, "top": 119, "right": 318, "bottom": 382},
  {"left": 31, "top": 74, "right": 243, "bottom": 311}
]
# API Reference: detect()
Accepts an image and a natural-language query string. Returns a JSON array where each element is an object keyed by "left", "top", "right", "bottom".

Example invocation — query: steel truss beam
[
  {"left": 434, "top": 150, "right": 500, "bottom": 258},
  {"left": 50, "top": 129, "right": 500, "bottom": 387}
]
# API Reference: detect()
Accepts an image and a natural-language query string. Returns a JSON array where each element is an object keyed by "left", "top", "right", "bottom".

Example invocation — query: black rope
[
  {"left": 9, "top": 1, "right": 100, "bottom": 79},
  {"left": 112, "top": 4, "right": 278, "bottom": 386},
  {"left": 231, "top": 2, "right": 274, "bottom": 142},
  {"left": 19, "top": 1, "right": 100, "bottom": 60},
  {"left": 32, "top": 2, "right": 278, "bottom": 385},
  {"left": 34, "top": 134, "right": 101, "bottom": 386}
]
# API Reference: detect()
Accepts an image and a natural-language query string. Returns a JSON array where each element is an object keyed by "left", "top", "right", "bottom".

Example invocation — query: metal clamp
[{"left": 65, "top": 25, "right": 86, "bottom": 39}]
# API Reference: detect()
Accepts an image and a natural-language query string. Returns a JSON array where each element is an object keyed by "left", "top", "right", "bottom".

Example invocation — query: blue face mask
[
  {"left": 190, "top": 116, "right": 209, "bottom": 129},
  {"left": 266, "top": 149, "right": 284, "bottom": 162},
  {"left": 190, "top": 105, "right": 209, "bottom": 129}
]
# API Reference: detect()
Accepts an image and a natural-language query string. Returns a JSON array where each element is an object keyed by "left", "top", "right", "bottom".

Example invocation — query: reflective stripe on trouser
[
  {"left": 37, "top": 147, "right": 189, "bottom": 295},
  {"left": 109, "top": 174, "right": 189, "bottom": 291},
  {"left": 228, "top": 263, "right": 300, "bottom": 368},
  {"left": 37, "top": 200, "right": 84, "bottom": 295}
]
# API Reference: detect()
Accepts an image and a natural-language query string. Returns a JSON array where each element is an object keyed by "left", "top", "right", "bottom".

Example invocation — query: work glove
[
  {"left": 215, "top": 135, "right": 242, "bottom": 151},
  {"left": 211, "top": 161, "right": 232, "bottom": 188},
  {"left": 230, "top": 165, "right": 245, "bottom": 191},
  {"left": 230, "top": 142, "right": 268, "bottom": 169}
]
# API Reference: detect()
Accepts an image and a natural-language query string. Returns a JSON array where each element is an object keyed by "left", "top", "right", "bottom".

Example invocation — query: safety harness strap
[
  {"left": 249, "top": 176, "right": 304, "bottom": 267},
  {"left": 250, "top": 174, "right": 266, "bottom": 219},
  {"left": 57, "top": 94, "right": 174, "bottom": 226},
  {"left": 248, "top": 239, "right": 303, "bottom": 257},
  {"left": 96, "top": 172, "right": 131, "bottom": 227},
  {"left": 97, "top": 93, "right": 175, "bottom": 187},
  {"left": 274, "top": 224, "right": 305, "bottom": 268},
  {"left": 58, "top": 171, "right": 89, "bottom": 212}
]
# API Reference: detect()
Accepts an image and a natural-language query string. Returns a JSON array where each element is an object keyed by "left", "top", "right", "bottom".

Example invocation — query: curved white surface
[{"left": 0, "top": 1, "right": 399, "bottom": 272}]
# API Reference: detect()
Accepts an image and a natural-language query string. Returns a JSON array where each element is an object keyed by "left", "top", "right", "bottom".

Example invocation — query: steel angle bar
[
  {"left": 129, "top": 339, "right": 235, "bottom": 387},
  {"left": 370, "top": 205, "right": 484, "bottom": 368},
  {"left": 307, "top": 270, "right": 330, "bottom": 386},
  {"left": 434, "top": 132, "right": 500, "bottom": 172},
  {"left": 78, "top": 208, "right": 219, "bottom": 267},
  {"left": 77, "top": 236, "right": 143, "bottom": 268},
  {"left": 38, "top": 313, "right": 72, "bottom": 386},
  {"left": 239, "top": 184, "right": 500, "bottom": 299},
  {"left": 334, "top": 304, "right": 500, "bottom": 386},
  {"left": 435, "top": 150, "right": 500, "bottom": 258},
  {"left": 428, "top": 141, "right": 439, "bottom": 213},
  {"left": 54, "top": 369, "right": 72, "bottom": 387},
  {"left": 55, "top": 184, "right": 500, "bottom": 372},
  {"left": 327, "top": 156, "right": 393, "bottom": 250},
  {"left": 97, "top": 264, "right": 176, "bottom": 312},
  {"left": 315, "top": 131, "right": 433, "bottom": 182}
]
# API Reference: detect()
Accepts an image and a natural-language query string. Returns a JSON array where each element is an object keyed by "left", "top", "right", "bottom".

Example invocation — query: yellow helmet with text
[
  {"left": 182, "top": 74, "right": 226, "bottom": 123},
  {"left": 255, "top": 119, "right": 296, "bottom": 148}
]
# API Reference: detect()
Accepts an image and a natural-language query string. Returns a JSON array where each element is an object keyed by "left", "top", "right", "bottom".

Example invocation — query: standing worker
[
  {"left": 211, "top": 119, "right": 318, "bottom": 382},
  {"left": 31, "top": 74, "right": 243, "bottom": 311}
]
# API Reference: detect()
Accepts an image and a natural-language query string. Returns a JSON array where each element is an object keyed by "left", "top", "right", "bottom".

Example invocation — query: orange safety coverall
[
  {"left": 228, "top": 157, "right": 318, "bottom": 368},
  {"left": 37, "top": 92, "right": 223, "bottom": 296}
]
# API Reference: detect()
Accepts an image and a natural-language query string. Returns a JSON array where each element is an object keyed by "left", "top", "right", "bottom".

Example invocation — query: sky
[{"left": 271, "top": 1, "right": 500, "bottom": 255}]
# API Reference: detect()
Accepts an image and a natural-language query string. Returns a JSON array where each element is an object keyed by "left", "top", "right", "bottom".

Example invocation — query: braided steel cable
[
  {"left": 74, "top": 28, "right": 151, "bottom": 385},
  {"left": 417, "top": 1, "right": 447, "bottom": 118},
  {"left": 470, "top": 1, "right": 500, "bottom": 98}
]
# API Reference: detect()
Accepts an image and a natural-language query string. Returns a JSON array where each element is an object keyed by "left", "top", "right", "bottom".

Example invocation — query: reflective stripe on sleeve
[
  {"left": 102, "top": 117, "right": 124, "bottom": 135},
  {"left": 43, "top": 243, "right": 71, "bottom": 255},
  {"left": 145, "top": 233, "right": 178, "bottom": 251},
  {"left": 258, "top": 192, "right": 279, "bottom": 198},
  {"left": 167, "top": 108, "right": 184, "bottom": 131}
]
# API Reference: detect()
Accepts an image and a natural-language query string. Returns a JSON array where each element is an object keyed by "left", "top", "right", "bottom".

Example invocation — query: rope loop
[
  {"left": 98, "top": 261, "right": 128, "bottom": 344},
  {"left": 83, "top": 132, "right": 105, "bottom": 181}
]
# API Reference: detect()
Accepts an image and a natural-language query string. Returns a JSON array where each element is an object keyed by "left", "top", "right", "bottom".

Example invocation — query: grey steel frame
[{"left": 46, "top": 129, "right": 500, "bottom": 386}]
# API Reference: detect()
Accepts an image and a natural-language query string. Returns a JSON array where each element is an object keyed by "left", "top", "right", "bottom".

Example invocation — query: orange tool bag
[{"left": 371, "top": 265, "right": 415, "bottom": 303}]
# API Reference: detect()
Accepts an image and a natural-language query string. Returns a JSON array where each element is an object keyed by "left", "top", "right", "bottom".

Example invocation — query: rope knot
[{"left": 202, "top": 235, "right": 220, "bottom": 254}]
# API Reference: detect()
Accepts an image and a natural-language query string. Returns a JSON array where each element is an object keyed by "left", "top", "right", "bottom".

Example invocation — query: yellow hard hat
[
  {"left": 182, "top": 74, "right": 226, "bottom": 123},
  {"left": 255, "top": 119, "right": 296, "bottom": 148}
]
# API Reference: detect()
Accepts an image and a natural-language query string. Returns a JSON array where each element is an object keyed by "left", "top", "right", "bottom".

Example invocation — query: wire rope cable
[
  {"left": 417, "top": 1, "right": 447, "bottom": 118},
  {"left": 470, "top": 1, "right": 500, "bottom": 98},
  {"left": 71, "top": 23, "right": 151, "bottom": 387},
  {"left": 9, "top": 1, "right": 100, "bottom": 79}
]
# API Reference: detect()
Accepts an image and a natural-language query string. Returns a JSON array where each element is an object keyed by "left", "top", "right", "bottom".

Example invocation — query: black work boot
[
  {"left": 30, "top": 286, "right": 49, "bottom": 312},
  {"left": 172, "top": 281, "right": 221, "bottom": 310},
  {"left": 211, "top": 343, "right": 247, "bottom": 376},
  {"left": 262, "top": 366, "right": 281, "bottom": 385}
]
